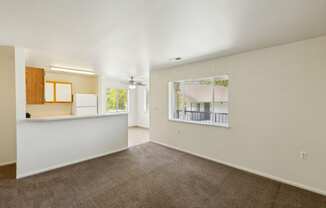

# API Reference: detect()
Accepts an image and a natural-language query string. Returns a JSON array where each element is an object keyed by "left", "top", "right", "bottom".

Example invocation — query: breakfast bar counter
[{"left": 16, "top": 113, "right": 128, "bottom": 179}]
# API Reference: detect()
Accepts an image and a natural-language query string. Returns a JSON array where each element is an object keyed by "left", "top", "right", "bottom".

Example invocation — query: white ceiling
[{"left": 1, "top": 0, "right": 326, "bottom": 79}]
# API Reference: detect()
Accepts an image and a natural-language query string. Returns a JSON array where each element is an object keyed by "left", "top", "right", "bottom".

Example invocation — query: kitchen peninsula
[{"left": 16, "top": 65, "right": 129, "bottom": 178}]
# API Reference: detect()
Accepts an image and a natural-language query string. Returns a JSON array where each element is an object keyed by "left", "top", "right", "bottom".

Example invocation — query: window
[
  {"left": 169, "top": 75, "right": 229, "bottom": 127},
  {"left": 106, "top": 88, "right": 128, "bottom": 113}
]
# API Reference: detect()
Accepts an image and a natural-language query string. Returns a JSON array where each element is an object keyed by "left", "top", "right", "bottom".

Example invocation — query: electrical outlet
[{"left": 300, "top": 152, "right": 308, "bottom": 160}]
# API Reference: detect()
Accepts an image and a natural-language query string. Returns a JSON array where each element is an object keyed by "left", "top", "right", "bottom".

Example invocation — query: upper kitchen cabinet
[{"left": 25, "top": 67, "right": 45, "bottom": 104}]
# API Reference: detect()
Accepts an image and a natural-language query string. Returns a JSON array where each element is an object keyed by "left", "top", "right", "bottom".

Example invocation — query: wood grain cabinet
[{"left": 25, "top": 67, "right": 45, "bottom": 104}]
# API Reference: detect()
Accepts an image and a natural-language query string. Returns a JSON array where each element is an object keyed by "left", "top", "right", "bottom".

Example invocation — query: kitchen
[
  {"left": 25, "top": 66, "right": 99, "bottom": 118},
  {"left": 15, "top": 62, "right": 128, "bottom": 178},
  {"left": 1, "top": 46, "right": 147, "bottom": 179}
]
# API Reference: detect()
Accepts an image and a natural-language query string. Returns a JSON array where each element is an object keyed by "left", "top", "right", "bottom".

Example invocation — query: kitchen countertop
[{"left": 20, "top": 113, "right": 128, "bottom": 122}]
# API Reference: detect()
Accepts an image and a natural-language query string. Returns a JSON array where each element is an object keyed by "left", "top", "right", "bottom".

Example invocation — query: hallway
[{"left": 128, "top": 127, "right": 149, "bottom": 147}]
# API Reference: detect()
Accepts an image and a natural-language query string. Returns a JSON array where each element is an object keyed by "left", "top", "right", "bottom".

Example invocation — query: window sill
[
  {"left": 168, "top": 118, "right": 229, "bottom": 128},
  {"left": 104, "top": 112, "right": 128, "bottom": 116}
]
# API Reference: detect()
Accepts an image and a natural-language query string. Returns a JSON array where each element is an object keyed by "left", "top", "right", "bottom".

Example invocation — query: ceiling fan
[{"left": 123, "top": 76, "right": 146, "bottom": 89}]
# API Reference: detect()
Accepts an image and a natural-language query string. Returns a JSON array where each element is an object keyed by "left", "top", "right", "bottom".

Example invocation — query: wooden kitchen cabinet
[{"left": 25, "top": 67, "right": 45, "bottom": 104}]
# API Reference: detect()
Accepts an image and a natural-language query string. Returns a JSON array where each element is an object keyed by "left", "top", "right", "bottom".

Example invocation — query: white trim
[
  {"left": 151, "top": 140, "right": 326, "bottom": 196},
  {"left": 0, "top": 161, "right": 16, "bottom": 167},
  {"left": 17, "top": 147, "right": 128, "bottom": 179},
  {"left": 168, "top": 82, "right": 174, "bottom": 120},
  {"left": 127, "top": 125, "right": 149, "bottom": 129},
  {"left": 103, "top": 112, "right": 128, "bottom": 116},
  {"left": 169, "top": 118, "right": 229, "bottom": 128},
  {"left": 136, "top": 124, "right": 149, "bottom": 129}
]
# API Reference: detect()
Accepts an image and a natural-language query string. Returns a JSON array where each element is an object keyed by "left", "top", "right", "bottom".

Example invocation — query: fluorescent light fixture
[{"left": 50, "top": 65, "right": 96, "bottom": 75}]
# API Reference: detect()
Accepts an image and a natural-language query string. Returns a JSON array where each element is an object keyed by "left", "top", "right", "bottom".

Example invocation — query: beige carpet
[{"left": 0, "top": 142, "right": 325, "bottom": 208}]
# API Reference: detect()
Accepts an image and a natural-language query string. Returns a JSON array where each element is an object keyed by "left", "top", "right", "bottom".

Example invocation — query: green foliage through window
[
  {"left": 214, "top": 80, "right": 228, "bottom": 87},
  {"left": 106, "top": 88, "right": 128, "bottom": 112}
]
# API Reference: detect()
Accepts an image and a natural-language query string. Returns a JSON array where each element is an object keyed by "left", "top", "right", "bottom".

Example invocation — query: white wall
[
  {"left": 0, "top": 46, "right": 17, "bottom": 166},
  {"left": 17, "top": 115, "right": 128, "bottom": 178},
  {"left": 129, "top": 89, "right": 137, "bottom": 126},
  {"left": 15, "top": 47, "right": 26, "bottom": 121},
  {"left": 150, "top": 36, "right": 326, "bottom": 195},
  {"left": 136, "top": 86, "right": 150, "bottom": 128}
]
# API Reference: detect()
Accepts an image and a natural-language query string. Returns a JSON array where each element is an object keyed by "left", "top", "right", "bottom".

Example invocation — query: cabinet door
[
  {"left": 25, "top": 67, "right": 44, "bottom": 104},
  {"left": 55, "top": 83, "right": 72, "bottom": 102},
  {"left": 45, "top": 82, "right": 55, "bottom": 102}
]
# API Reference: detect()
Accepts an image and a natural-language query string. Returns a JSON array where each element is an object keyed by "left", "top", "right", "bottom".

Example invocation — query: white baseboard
[
  {"left": 17, "top": 147, "right": 128, "bottom": 179},
  {"left": 128, "top": 124, "right": 149, "bottom": 129},
  {"left": 136, "top": 125, "right": 149, "bottom": 129},
  {"left": 0, "top": 160, "right": 16, "bottom": 167},
  {"left": 151, "top": 140, "right": 326, "bottom": 196}
]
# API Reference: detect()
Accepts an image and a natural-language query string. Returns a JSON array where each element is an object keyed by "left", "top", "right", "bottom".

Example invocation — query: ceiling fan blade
[{"left": 136, "top": 82, "right": 146, "bottom": 86}]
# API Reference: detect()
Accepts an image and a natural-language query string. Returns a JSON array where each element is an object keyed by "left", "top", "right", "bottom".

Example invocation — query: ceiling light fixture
[
  {"left": 169, "top": 57, "right": 182, "bottom": 62},
  {"left": 50, "top": 65, "right": 96, "bottom": 75},
  {"left": 129, "top": 84, "right": 136, "bottom": 90}
]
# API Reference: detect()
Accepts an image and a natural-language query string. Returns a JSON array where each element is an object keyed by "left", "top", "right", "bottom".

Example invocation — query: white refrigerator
[{"left": 72, "top": 94, "right": 98, "bottom": 116}]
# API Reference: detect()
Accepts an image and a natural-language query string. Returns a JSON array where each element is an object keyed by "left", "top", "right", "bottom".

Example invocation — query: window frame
[
  {"left": 168, "top": 75, "right": 229, "bottom": 128},
  {"left": 105, "top": 88, "right": 129, "bottom": 113},
  {"left": 144, "top": 88, "right": 149, "bottom": 113}
]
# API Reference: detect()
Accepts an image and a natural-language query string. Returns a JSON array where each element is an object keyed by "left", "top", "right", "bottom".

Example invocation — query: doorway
[{"left": 128, "top": 127, "right": 149, "bottom": 147}]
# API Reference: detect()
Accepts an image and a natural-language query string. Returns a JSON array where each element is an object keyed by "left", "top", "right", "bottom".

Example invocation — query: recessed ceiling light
[{"left": 169, "top": 57, "right": 182, "bottom": 62}]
